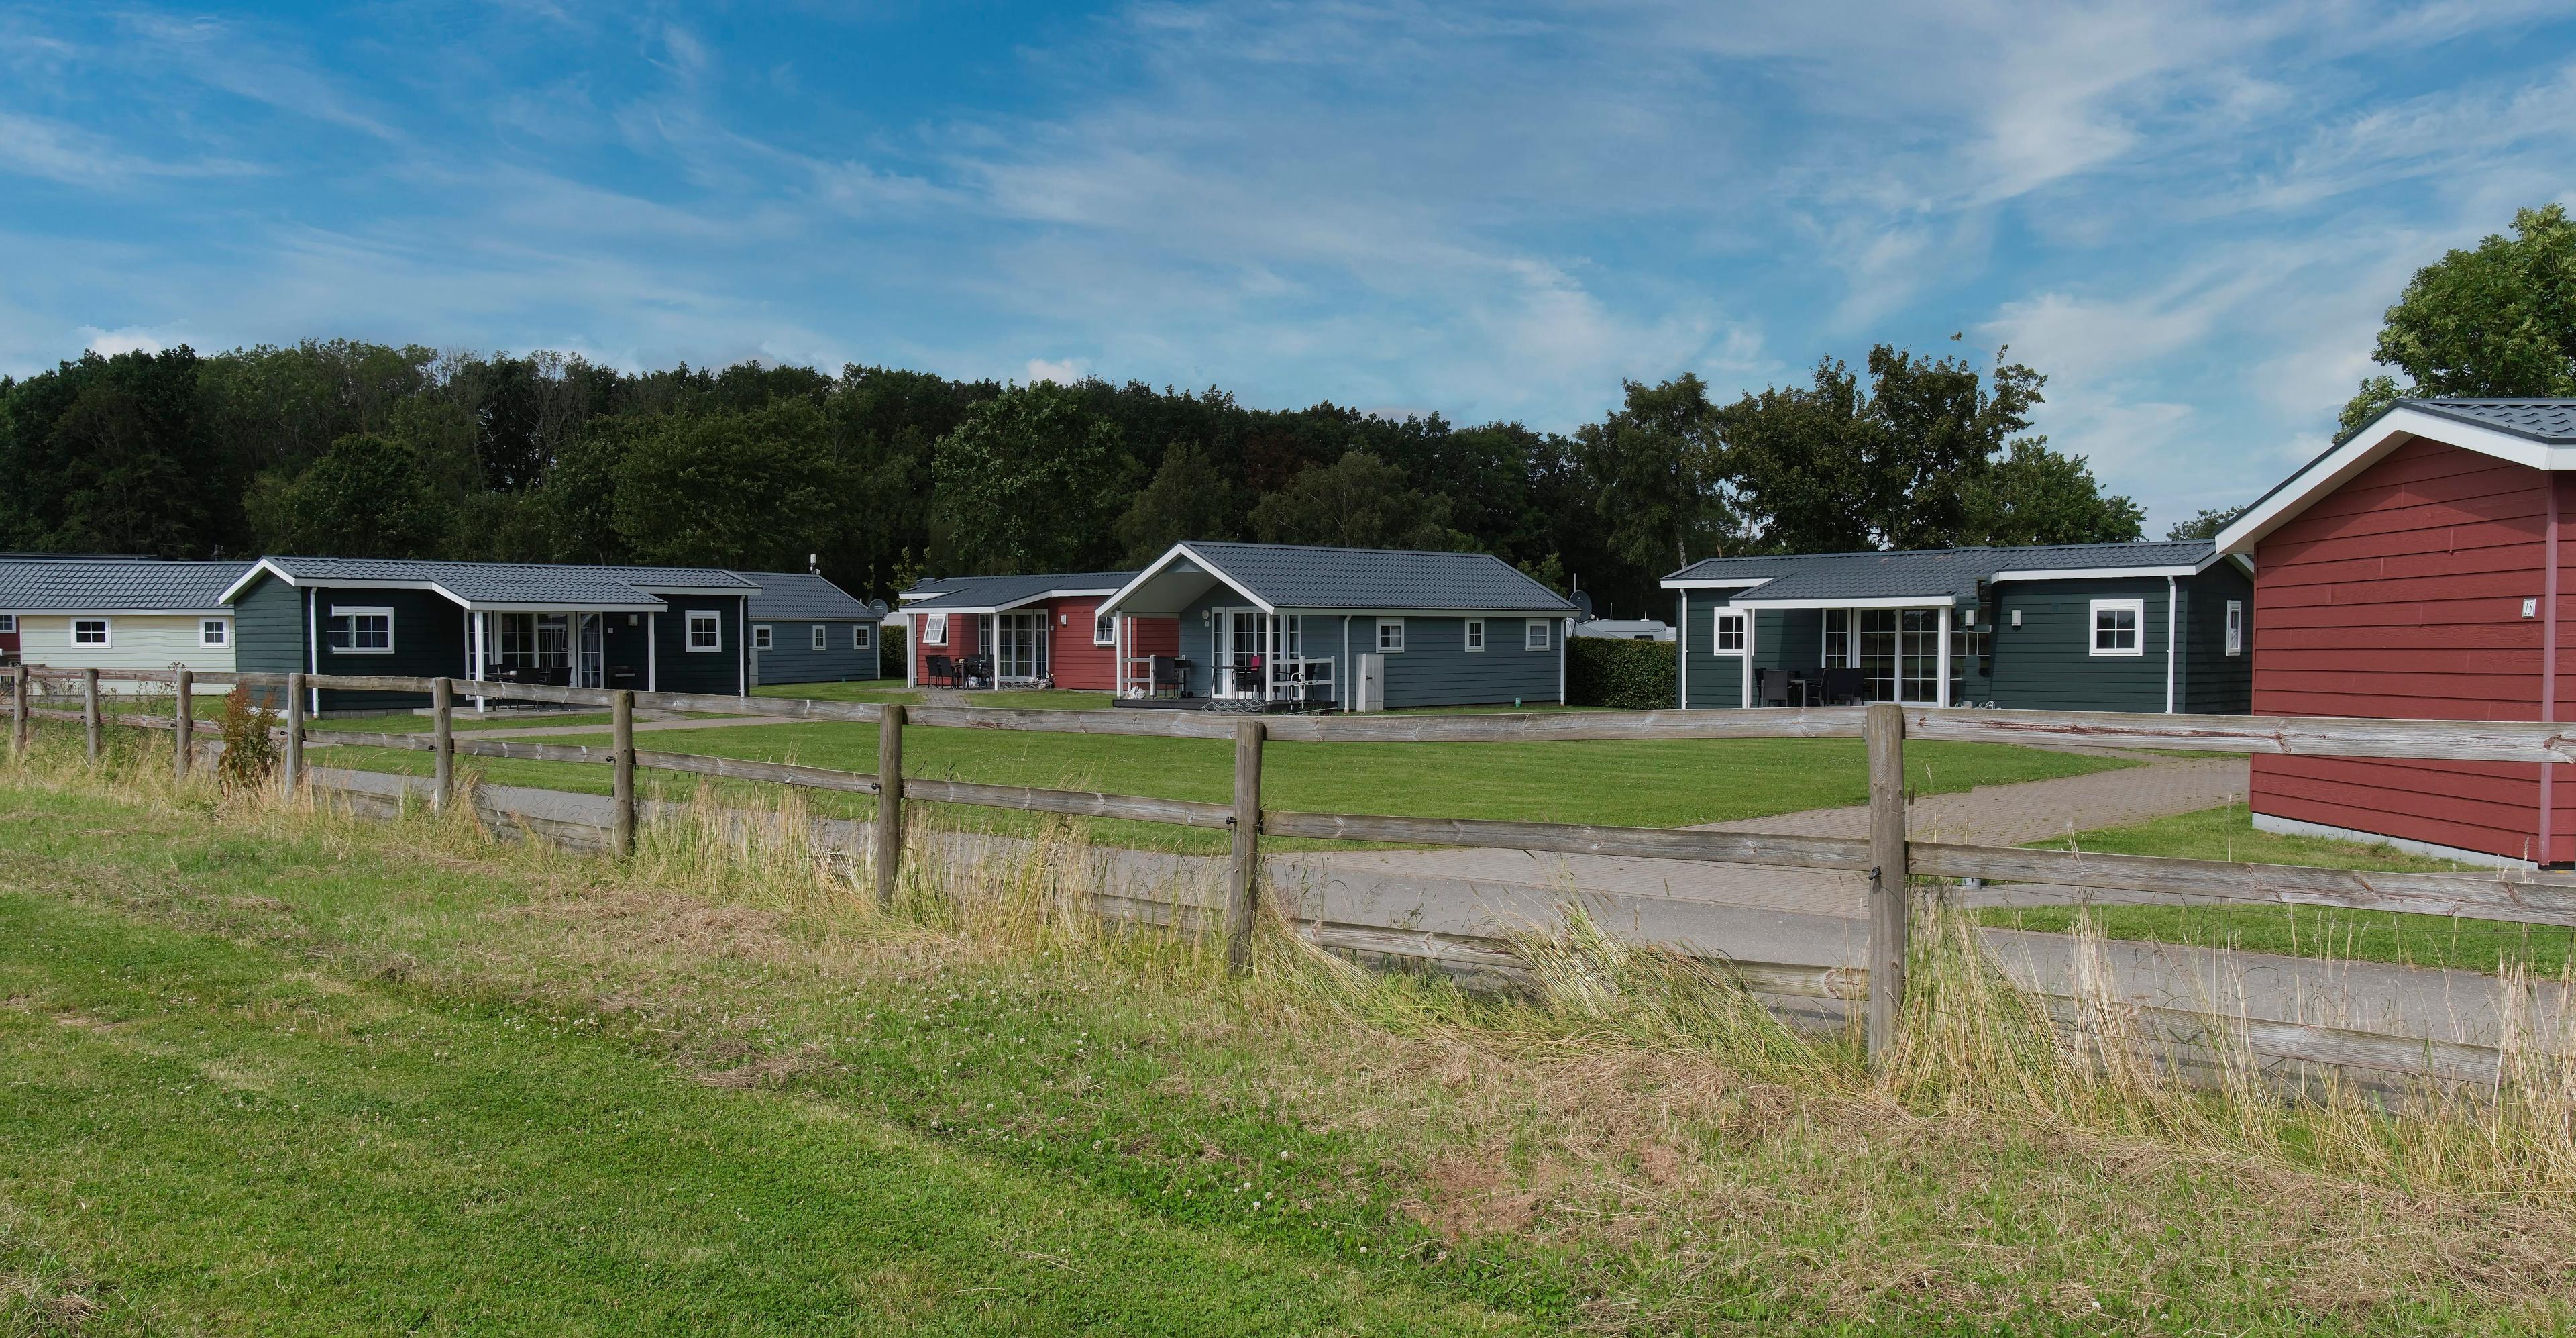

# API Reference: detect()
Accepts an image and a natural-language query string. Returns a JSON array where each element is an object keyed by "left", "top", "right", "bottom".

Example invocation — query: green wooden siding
[
  {"left": 751, "top": 619, "right": 884, "bottom": 685},
  {"left": 1988, "top": 577, "right": 2172, "bottom": 713},
  {"left": 2182, "top": 564, "right": 2253, "bottom": 714}
]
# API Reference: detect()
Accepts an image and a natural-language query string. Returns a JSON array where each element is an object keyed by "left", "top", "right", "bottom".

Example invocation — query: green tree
[
  {"left": 2339, "top": 204, "right": 2576, "bottom": 438},
  {"left": 1966, "top": 440, "right": 2144, "bottom": 546},
  {"left": 611, "top": 400, "right": 852, "bottom": 570},
  {"left": 1248, "top": 451, "right": 1472, "bottom": 550},
  {"left": 245, "top": 433, "right": 455, "bottom": 557},
  {"left": 931, "top": 382, "right": 1134, "bottom": 574},
  {"left": 1572, "top": 376, "right": 1726, "bottom": 576},
  {"left": 0, "top": 346, "right": 233, "bottom": 556},
  {"left": 1112, "top": 442, "right": 1237, "bottom": 563},
  {"left": 2165, "top": 505, "right": 2249, "bottom": 541}
]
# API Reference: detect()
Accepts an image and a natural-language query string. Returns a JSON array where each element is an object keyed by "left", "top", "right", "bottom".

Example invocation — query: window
[
  {"left": 2090, "top": 598, "right": 2144, "bottom": 656},
  {"left": 1821, "top": 609, "right": 1850, "bottom": 667},
  {"left": 325, "top": 607, "right": 392, "bottom": 654},
  {"left": 812, "top": 625, "right": 827, "bottom": 651},
  {"left": 686, "top": 610, "right": 721, "bottom": 652},
  {"left": 1715, "top": 610, "right": 1747, "bottom": 652},
  {"left": 1525, "top": 619, "right": 1551, "bottom": 651},
  {"left": 74, "top": 618, "right": 109, "bottom": 647},
  {"left": 493, "top": 613, "right": 567, "bottom": 668},
  {"left": 1094, "top": 611, "right": 1116, "bottom": 646},
  {"left": 2226, "top": 600, "right": 2244, "bottom": 656},
  {"left": 753, "top": 625, "right": 773, "bottom": 651},
  {"left": 1376, "top": 618, "right": 1405, "bottom": 653},
  {"left": 1463, "top": 619, "right": 1485, "bottom": 652},
  {"left": 922, "top": 613, "right": 948, "bottom": 646},
  {"left": 0, "top": 614, "right": 15, "bottom": 633},
  {"left": 852, "top": 624, "right": 873, "bottom": 651},
  {"left": 199, "top": 619, "right": 229, "bottom": 648}
]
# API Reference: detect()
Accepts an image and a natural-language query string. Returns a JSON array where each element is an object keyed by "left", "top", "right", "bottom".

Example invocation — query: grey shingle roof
[
  {"left": 2403, "top": 398, "right": 2576, "bottom": 444},
  {"left": 1664, "top": 539, "right": 2216, "bottom": 604},
  {"left": 1177, "top": 542, "right": 1576, "bottom": 613},
  {"left": 0, "top": 559, "right": 252, "bottom": 611},
  {"left": 900, "top": 571, "right": 1137, "bottom": 612},
  {"left": 741, "top": 572, "right": 881, "bottom": 621},
  {"left": 240, "top": 556, "right": 755, "bottom": 610}
]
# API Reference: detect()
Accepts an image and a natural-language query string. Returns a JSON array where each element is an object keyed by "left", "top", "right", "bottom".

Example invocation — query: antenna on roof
[{"left": 808, "top": 552, "right": 820, "bottom": 576}]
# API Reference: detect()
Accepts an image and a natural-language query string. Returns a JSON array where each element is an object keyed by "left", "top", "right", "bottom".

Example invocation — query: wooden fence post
[
  {"left": 873, "top": 703, "right": 904, "bottom": 906},
  {"left": 1227, "top": 718, "right": 1266, "bottom": 970},
  {"left": 172, "top": 666, "right": 193, "bottom": 781},
  {"left": 83, "top": 668, "right": 100, "bottom": 763},
  {"left": 10, "top": 666, "right": 27, "bottom": 760},
  {"left": 611, "top": 690, "right": 636, "bottom": 858},
  {"left": 1864, "top": 702, "right": 1909, "bottom": 1060},
  {"left": 283, "top": 672, "right": 305, "bottom": 794},
  {"left": 431, "top": 677, "right": 454, "bottom": 810}
]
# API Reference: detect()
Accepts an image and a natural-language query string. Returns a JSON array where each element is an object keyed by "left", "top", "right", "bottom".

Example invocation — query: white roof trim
[
  {"left": 1102, "top": 542, "right": 1275, "bottom": 615},
  {"left": 219, "top": 558, "right": 303, "bottom": 603},
  {"left": 1990, "top": 564, "right": 2198, "bottom": 582},
  {"left": 1731, "top": 595, "right": 1957, "bottom": 610},
  {"left": 1658, "top": 576, "right": 1776, "bottom": 591},
  {"left": 2216, "top": 406, "right": 2576, "bottom": 554}
]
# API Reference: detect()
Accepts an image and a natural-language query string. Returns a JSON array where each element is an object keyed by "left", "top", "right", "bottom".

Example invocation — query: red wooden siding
[
  {"left": 2249, "top": 435, "right": 2575, "bottom": 862},
  {"left": 911, "top": 608, "right": 979, "bottom": 684},
  {"left": 908, "top": 603, "right": 1178, "bottom": 692}
]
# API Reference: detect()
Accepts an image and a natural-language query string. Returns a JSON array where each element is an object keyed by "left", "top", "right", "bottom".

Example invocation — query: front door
[
  {"left": 577, "top": 613, "right": 604, "bottom": 688},
  {"left": 1214, "top": 609, "right": 1263, "bottom": 698}
]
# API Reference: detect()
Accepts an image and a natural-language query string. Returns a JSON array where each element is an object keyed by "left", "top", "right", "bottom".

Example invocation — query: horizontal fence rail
[{"left": 13, "top": 662, "right": 2576, "bottom": 1084}]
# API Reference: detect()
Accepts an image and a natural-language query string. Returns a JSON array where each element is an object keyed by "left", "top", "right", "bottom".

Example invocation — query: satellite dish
[{"left": 1570, "top": 589, "right": 1595, "bottom": 619}]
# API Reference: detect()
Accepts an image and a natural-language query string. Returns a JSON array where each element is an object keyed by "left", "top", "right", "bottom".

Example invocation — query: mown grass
[
  {"left": 3, "top": 723, "right": 2574, "bottom": 1333},
  {"left": 1980, "top": 803, "right": 2576, "bottom": 976},
  {"left": 313, "top": 721, "right": 2132, "bottom": 854}
]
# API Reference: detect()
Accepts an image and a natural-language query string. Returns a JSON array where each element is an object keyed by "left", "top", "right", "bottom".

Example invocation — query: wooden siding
[
  {"left": 2182, "top": 564, "right": 2254, "bottom": 714},
  {"left": 651, "top": 597, "right": 747, "bottom": 696},
  {"left": 2249, "top": 436, "right": 2571, "bottom": 862},
  {"left": 1989, "top": 576, "right": 2172, "bottom": 713},
  {"left": 309, "top": 588, "right": 463, "bottom": 712},
  {"left": 1680, "top": 597, "right": 1745, "bottom": 708},
  {"left": 14, "top": 613, "right": 236, "bottom": 688},
  {"left": 1380, "top": 615, "right": 1563, "bottom": 708},
  {"left": 751, "top": 619, "right": 885, "bottom": 685}
]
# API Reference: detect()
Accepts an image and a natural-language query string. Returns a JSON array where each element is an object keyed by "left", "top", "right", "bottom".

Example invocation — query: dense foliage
[
  {"left": 2339, "top": 203, "right": 2576, "bottom": 442},
  {"left": 0, "top": 338, "right": 2141, "bottom": 616},
  {"left": 1564, "top": 635, "right": 1678, "bottom": 710}
]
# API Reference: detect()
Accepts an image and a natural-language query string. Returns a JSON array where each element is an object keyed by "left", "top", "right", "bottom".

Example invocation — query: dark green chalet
[{"left": 1660, "top": 539, "right": 2253, "bottom": 713}]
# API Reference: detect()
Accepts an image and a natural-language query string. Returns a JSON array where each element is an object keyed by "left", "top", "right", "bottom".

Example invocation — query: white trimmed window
[
  {"left": 1376, "top": 618, "right": 1405, "bottom": 653},
  {"left": 922, "top": 614, "right": 948, "bottom": 646},
  {"left": 74, "top": 618, "right": 110, "bottom": 647},
  {"left": 1715, "top": 610, "right": 1748, "bottom": 653},
  {"left": 1093, "top": 611, "right": 1116, "bottom": 646},
  {"left": 325, "top": 607, "right": 392, "bottom": 654},
  {"left": 686, "top": 610, "right": 721, "bottom": 652},
  {"left": 199, "top": 619, "right": 229, "bottom": 648},
  {"left": 1525, "top": 619, "right": 1550, "bottom": 651},
  {"left": 753, "top": 625, "right": 773, "bottom": 651},
  {"left": 1463, "top": 619, "right": 1485, "bottom": 652},
  {"left": 0, "top": 614, "right": 16, "bottom": 633},
  {"left": 853, "top": 624, "right": 873, "bottom": 651},
  {"left": 2225, "top": 600, "right": 2244, "bottom": 656},
  {"left": 812, "top": 625, "right": 827, "bottom": 651},
  {"left": 2090, "top": 599, "right": 2144, "bottom": 656}
]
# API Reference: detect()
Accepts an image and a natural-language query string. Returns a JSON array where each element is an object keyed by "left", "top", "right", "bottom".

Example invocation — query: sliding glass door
[{"left": 1834, "top": 609, "right": 1941, "bottom": 705}]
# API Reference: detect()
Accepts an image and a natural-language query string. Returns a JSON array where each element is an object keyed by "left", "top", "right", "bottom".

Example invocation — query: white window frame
[
  {"left": 0, "top": 614, "right": 16, "bottom": 633},
  {"left": 327, "top": 605, "right": 394, "bottom": 654},
  {"left": 2225, "top": 600, "right": 2244, "bottom": 656},
  {"left": 1463, "top": 619, "right": 1485, "bottom": 652},
  {"left": 1524, "top": 618, "right": 1550, "bottom": 651},
  {"left": 686, "top": 609, "right": 722, "bottom": 652},
  {"left": 73, "top": 617, "right": 111, "bottom": 648},
  {"left": 2089, "top": 598, "right": 2145, "bottom": 657},
  {"left": 812, "top": 625, "right": 827, "bottom": 651},
  {"left": 199, "top": 619, "right": 230, "bottom": 648},
  {"left": 922, "top": 613, "right": 948, "bottom": 646},
  {"left": 1715, "top": 610, "right": 1748, "bottom": 654},
  {"left": 1376, "top": 617, "right": 1405, "bottom": 653},
  {"left": 1093, "top": 611, "right": 1116, "bottom": 647},
  {"left": 753, "top": 625, "right": 773, "bottom": 651},
  {"left": 853, "top": 624, "right": 873, "bottom": 651}
]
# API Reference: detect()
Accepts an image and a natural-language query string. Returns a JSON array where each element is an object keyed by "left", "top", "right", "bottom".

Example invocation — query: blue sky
[{"left": 4, "top": 2, "right": 2574, "bottom": 533}]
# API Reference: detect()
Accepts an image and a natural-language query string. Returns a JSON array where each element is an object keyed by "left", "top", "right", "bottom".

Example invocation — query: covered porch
[
  {"left": 1696, "top": 595, "right": 1989, "bottom": 709},
  {"left": 462, "top": 605, "right": 663, "bottom": 699},
  {"left": 1101, "top": 557, "right": 1337, "bottom": 708}
]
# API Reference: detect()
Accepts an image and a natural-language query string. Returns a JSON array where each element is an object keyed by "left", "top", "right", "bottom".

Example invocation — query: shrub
[
  {"left": 1565, "top": 635, "right": 1676, "bottom": 709},
  {"left": 217, "top": 683, "right": 279, "bottom": 789}
]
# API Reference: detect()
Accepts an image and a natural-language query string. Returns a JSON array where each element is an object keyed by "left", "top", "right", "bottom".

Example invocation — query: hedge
[{"left": 1565, "top": 635, "right": 1677, "bottom": 710}]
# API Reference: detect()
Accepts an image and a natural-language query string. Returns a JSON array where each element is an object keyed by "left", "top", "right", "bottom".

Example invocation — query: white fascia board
[
  {"left": 1989, "top": 565, "right": 2199, "bottom": 582},
  {"left": 460, "top": 601, "right": 667, "bottom": 614},
  {"left": 217, "top": 558, "right": 303, "bottom": 603},
  {"left": 1279, "top": 606, "right": 1578, "bottom": 618},
  {"left": 16, "top": 606, "right": 232, "bottom": 616},
  {"left": 1102, "top": 542, "right": 1273, "bottom": 615},
  {"left": 641, "top": 584, "right": 761, "bottom": 597},
  {"left": 1658, "top": 576, "right": 1775, "bottom": 591},
  {"left": 2215, "top": 407, "right": 2576, "bottom": 556},
  {"left": 1731, "top": 595, "right": 1957, "bottom": 610}
]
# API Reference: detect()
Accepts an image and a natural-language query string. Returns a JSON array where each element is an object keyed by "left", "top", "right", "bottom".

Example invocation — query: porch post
[
  {"left": 1936, "top": 605, "right": 1951, "bottom": 708},
  {"left": 1678, "top": 593, "right": 1688, "bottom": 709},
  {"left": 1741, "top": 603, "right": 1754, "bottom": 708},
  {"left": 646, "top": 613, "right": 658, "bottom": 692}
]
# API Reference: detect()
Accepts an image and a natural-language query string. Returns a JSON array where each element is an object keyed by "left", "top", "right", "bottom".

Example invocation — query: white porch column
[
  {"left": 1678, "top": 593, "right": 1688, "bottom": 709},
  {"left": 647, "top": 613, "right": 658, "bottom": 692},
  {"left": 1936, "top": 605, "right": 1952, "bottom": 708}
]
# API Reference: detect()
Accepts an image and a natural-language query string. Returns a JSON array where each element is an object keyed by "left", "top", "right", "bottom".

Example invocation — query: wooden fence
[{"left": 12, "top": 664, "right": 2576, "bottom": 1072}]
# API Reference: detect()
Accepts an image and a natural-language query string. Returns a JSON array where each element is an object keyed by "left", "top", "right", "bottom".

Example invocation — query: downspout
[
  {"left": 2544, "top": 479, "right": 2561, "bottom": 866},
  {"left": 1678, "top": 593, "right": 1688, "bottom": 709},
  {"left": 1558, "top": 616, "right": 1567, "bottom": 705},
  {"left": 2164, "top": 575, "right": 2178, "bottom": 715},
  {"left": 305, "top": 586, "right": 319, "bottom": 717},
  {"left": 1340, "top": 616, "right": 1350, "bottom": 709}
]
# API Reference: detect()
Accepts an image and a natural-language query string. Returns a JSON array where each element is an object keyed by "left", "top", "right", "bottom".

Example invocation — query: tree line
[{"left": 0, "top": 336, "right": 2143, "bottom": 619}]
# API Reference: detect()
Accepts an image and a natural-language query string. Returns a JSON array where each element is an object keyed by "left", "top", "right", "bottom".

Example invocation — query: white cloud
[
  {"left": 76, "top": 324, "right": 175, "bottom": 356},
  {"left": 1024, "top": 357, "right": 1089, "bottom": 384}
]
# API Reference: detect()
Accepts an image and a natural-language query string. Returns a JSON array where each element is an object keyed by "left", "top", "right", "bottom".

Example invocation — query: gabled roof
[
  {"left": 221, "top": 556, "right": 757, "bottom": 612},
  {"left": 740, "top": 571, "right": 882, "bottom": 622},
  {"left": 1106, "top": 542, "right": 1577, "bottom": 615},
  {"left": 2216, "top": 397, "right": 2576, "bottom": 555},
  {"left": 0, "top": 559, "right": 252, "bottom": 613},
  {"left": 1660, "top": 539, "right": 2221, "bottom": 607},
  {"left": 898, "top": 570, "right": 1138, "bottom": 614}
]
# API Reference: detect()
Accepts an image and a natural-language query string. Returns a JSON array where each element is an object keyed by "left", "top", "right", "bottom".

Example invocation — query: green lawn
[
  {"left": 1979, "top": 803, "right": 2575, "bottom": 975},
  {"left": 319, "top": 720, "right": 2132, "bottom": 853},
  {"left": 0, "top": 765, "right": 2560, "bottom": 1333}
]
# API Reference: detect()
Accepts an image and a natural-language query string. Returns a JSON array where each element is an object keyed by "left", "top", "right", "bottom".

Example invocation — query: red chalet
[
  {"left": 2216, "top": 399, "right": 2576, "bottom": 867},
  {"left": 894, "top": 570, "right": 1178, "bottom": 693}
]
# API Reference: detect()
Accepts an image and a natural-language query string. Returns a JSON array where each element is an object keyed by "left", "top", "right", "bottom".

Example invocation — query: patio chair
[
  {"left": 1758, "top": 668, "right": 1792, "bottom": 708},
  {"left": 924, "top": 654, "right": 955, "bottom": 688},
  {"left": 1148, "top": 655, "right": 1185, "bottom": 697}
]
